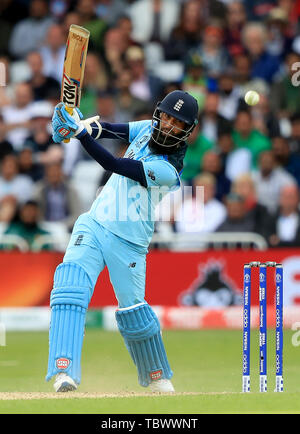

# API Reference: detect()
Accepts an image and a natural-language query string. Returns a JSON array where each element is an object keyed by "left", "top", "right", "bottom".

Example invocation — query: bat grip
[{"left": 63, "top": 106, "right": 74, "bottom": 143}]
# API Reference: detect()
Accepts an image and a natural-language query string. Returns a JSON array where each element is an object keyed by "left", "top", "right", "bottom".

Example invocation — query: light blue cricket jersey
[{"left": 88, "top": 120, "right": 181, "bottom": 247}]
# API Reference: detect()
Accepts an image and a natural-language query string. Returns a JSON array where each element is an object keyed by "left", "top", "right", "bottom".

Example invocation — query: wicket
[{"left": 242, "top": 261, "right": 283, "bottom": 393}]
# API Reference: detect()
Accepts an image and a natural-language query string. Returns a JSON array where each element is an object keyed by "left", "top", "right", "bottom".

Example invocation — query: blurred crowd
[{"left": 1, "top": 0, "right": 300, "bottom": 250}]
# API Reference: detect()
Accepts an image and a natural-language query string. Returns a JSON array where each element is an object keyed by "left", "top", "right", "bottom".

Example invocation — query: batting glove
[
  {"left": 75, "top": 115, "right": 102, "bottom": 140},
  {"left": 52, "top": 103, "right": 83, "bottom": 143}
]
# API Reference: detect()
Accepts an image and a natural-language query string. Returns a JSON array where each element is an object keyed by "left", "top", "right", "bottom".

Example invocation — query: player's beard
[{"left": 148, "top": 136, "right": 182, "bottom": 155}]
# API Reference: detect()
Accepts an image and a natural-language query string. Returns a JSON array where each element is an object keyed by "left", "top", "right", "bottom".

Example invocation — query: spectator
[
  {"left": 114, "top": 68, "right": 150, "bottom": 123},
  {"left": 26, "top": 51, "right": 60, "bottom": 102},
  {"left": 1, "top": 200, "right": 50, "bottom": 250},
  {"left": 270, "top": 51, "right": 300, "bottom": 120},
  {"left": 201, "top": 91, "right": 232, "bottom": 143},
  {"left": 280, "top": 0, "right": 299, "bottom": 29},
  {"left": 61, "top": 12, "right": 82, "bottom": 39},
  {"left": 231, "top": 173, "right": 273, "bottom": 238},
  {"left": 93, "top": 89, "right": 124, "bottom": 155},
  {"left": 0, "top": 2, "right": 12, "bottom": 55},
  {"left": 224, "top": 1, "right": 247, "bottom": 57},
  {"left": 0, "top": 55, "right": 14, "bottom": 108},
  {"left": 252, "top": 149, "right": 297, "bottom": 214},
  {"left": 18, "top": 148, "right": 44, "bottom": 182},
  {"left": 0, "top": 154, "right": 34, "bottom": 222},
  {"left": 33, "top": 161, "right": 81, "bottom": 231},
  {"left": 76, "top": 0, "right": 108, "bottom": 55},
  {"left": 216, "top": 126, "right": 245, "bottom": 180},
  {"left": 265, "top": 7, "right": 293, "bottom": 59},
  {"left": 49, "top": 0, "right": 70, "bottom": 20},
  {"left": 232, "top": 52, "right": 269, "bottom": 98},
  {"left": 243, "top": 0, "right": 277, "bottom": 22},
  {"left": 268, "top": 184, "right": 300, "bottom": 247},
  {"left": 232, "top": 109, "right": 271, "bottom": 168},
  {"left": 0, "top": 117, "right": 14, "bottom": 162},
  {"left": 1, "top": 82, "right": 34, "bottom": 152},
  {"left": 175, "top": 172, "right": 227, "bottom": 233},
  {"left": 39, "top": 23, "right": 65, "bottom": 83},
  {"left": 103, "top": 25, "right": 134, "bottom": 78},
  {"left": 272, "top": 135, "right": 300, "bottom": 186},
  {"left": 80, "top": 53, "right": 109, "bottom": 117},
  {"left": 23, "top": 100, "right": 63, "bottom": 167},
  {"left": 217, "top": 71, "right": 241, "bottom": 121},
  {"left": 8, "top": 0, "right": 53, "bottom": 59},
  {"left": 125, "top": 46, "right": 162, "bottom": 103},
  {"left": 181, "top": 122, "right": 214, "bottom": 183},
  {"left": 250, "top": 90, "right": 281, "bottom": 137},
  {"left": 95, "top": 3, "right": 131, "bottom": 27},
  {"left": 164, "top": 0, "right": 203, "bottom": 61},
  {"left": 201, "top": 150, "right": 231, "bottom": 202},
  {"left": 288, "top": 113, "right": 300, "bottom": 154},
  {"left": 216, "top": 192, "right": 256, "bottom": 232},
  {"left": 96, "top": 89, "right": 117, "bottom": 123},
  {"left": 116, "top": 14, "right": 135, "bottom": 49},
  {"left": 182, "top": 53, "right": 211, "bottom": 112},
  {"left": 241, "top": 22, "right": 281, "bottom": 83},
  {"left": 188, "top": 23, "right": 230, "bottom": 79},
  {"left": 128, "top": 0, "right": 180, "bottom": 45}
]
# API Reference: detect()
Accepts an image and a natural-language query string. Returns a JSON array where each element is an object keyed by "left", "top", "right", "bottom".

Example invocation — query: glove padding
[{"left": 52, "top": 103, "right": 83, "bottom": 143}]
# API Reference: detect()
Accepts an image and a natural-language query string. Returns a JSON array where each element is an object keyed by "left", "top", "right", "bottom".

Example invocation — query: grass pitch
[{"left": 0, "top": 329, "right": 299, "bottom": 413}]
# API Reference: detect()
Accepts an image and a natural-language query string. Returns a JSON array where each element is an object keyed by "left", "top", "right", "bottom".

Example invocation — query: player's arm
[
  {"left": 51, "top": 103, "right": 146, "bottom": 186},
  {"left": 79, "top": 132, "right": 147, "bottom": 187},
  {"left": 78, "top": 115, "right": 130, "bottom": 142}
]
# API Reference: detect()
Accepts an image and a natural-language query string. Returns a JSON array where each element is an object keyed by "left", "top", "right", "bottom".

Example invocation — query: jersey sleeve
[{"left": 141, "top": 159, "right": 181, "bottom": 191}]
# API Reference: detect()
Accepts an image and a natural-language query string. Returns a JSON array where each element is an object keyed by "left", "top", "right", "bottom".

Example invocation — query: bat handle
[{"left": 63, "top": 106, "right": 74, "bottom": 143}]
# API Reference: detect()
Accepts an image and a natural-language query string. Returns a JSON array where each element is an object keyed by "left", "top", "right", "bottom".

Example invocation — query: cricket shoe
[
  {"left": 54, "top": 373, "right": 77, "bottom": 392},
  {"left": 149, "top": 379, "right": 175, "bottom": 393}
]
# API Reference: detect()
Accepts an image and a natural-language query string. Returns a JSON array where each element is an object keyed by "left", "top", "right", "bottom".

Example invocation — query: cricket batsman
[{"left": 46, "top": 90, "right": 199, "bottom": 393}]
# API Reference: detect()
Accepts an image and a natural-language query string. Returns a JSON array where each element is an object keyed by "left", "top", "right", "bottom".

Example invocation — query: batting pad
[
  {"left": 46, "top": 262, "right": 91, "bottom": 384},
  {"left": 115, "top": 303, "right": 173, "bottom": 387}
]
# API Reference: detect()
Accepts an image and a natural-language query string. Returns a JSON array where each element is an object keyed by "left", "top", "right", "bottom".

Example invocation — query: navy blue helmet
[{"left": 151, "top": 90, "right": 199, "bottom": 150}]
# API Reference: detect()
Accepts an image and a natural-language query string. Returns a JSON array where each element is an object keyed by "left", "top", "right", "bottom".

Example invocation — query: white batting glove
[{"left": 75, "top": 115, "right": 103, "bottom": 140}]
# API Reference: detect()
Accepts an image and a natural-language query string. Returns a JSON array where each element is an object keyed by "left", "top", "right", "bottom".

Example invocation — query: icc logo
[
  {"left": 244, "top": 274, "right": 250, "bottom": 283},
  {"left": 259, "top": 273, "right": 265, "bottom": 282},
  {"left": 276, "top": 274, "right": 282, "bottom": 282}
]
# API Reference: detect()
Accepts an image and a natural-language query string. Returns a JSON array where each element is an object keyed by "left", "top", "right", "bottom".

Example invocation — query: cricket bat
[{"left": 61, "top": 24, "right": 90, "bottom": 142}]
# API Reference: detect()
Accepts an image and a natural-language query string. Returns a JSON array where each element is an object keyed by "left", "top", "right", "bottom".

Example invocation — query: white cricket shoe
[
  {"left": 149, "top": 379, "right": 175, "bottom": 393},
  {"left": 54, "top": 373, "right": 77, "bottom": 392}
]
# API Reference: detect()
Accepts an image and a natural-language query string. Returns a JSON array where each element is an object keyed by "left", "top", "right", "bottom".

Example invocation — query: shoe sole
[{"left": 56, "top": 381, "right": 77, "bottom": 393}]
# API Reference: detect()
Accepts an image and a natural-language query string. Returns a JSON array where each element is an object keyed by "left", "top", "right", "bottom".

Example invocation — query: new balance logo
[
  {"left": 127, "top": 150, "right": 135, "bottom": 159},
  {"left": 147, "top": 170, "right": 155, "bottom": 181},
  {"left": 173, "top": 99, "right": 184, "bottom": 111},
  {"left": 74, "top": 234, "right": 84, "bottom": 246}
]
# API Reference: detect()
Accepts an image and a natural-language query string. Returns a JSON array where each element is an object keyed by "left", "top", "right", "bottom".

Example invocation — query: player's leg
[
  {"left": 46, "top": 214, "right": 105, "bottom": 391},
  {"left": 103, "top": 231, "right": 174, "bottom": 392}
]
